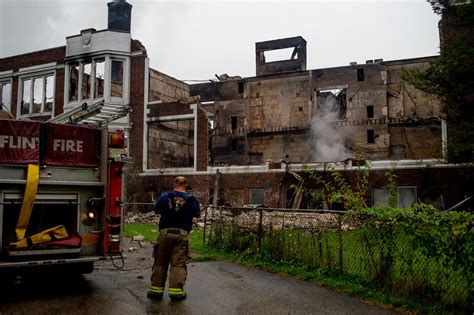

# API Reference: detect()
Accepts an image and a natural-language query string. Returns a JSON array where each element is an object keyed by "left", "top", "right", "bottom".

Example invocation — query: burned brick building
[
  {"left": 1, "top": 1, "right": 472, "bottom": 211},
  {"left": 139, "top": 36, "right": 471, "bottom": 211}
]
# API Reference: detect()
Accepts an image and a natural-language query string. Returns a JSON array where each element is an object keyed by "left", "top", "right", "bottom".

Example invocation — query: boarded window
[
  {"left": 249, "top": 189, "right": 265, "bottom": 205},
  {"left": 373, "top": 188, "right": 389, "bottom": 206},
  {"left": 398, "top": 187, "right": 417, "bottom": 208}
]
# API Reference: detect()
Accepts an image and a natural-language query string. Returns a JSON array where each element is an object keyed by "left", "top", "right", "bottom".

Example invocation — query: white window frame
[
  {"left": 0, "top": 77, "right": 13, "bottom": 113},
  {"left": 17, "top": 71, "right": 55, "bottom": 119},
  {"left": 65, "top": 55, "right": 130, "bottom": 109},
  {"left": 372, "top": 186, "right": 417, "bottom": 208}
]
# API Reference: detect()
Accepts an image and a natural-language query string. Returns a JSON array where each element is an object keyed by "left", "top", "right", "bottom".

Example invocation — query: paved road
[{"left": 0, "top": 241, "right": 398, "bottom": 315}]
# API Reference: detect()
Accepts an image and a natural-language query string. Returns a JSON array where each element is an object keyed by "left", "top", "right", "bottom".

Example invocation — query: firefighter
[{"left": 148, "top": 176, "right": 201, "bottom": 301}]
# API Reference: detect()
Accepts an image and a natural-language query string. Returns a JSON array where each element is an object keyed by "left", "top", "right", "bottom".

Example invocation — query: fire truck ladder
[{"left": 48, "top": 100, "right": 130, "bottom": 127}]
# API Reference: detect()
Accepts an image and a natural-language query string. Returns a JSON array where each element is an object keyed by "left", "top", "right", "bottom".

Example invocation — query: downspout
[{"left": 441, "top": 119, "right": 447, "bottom": 161}]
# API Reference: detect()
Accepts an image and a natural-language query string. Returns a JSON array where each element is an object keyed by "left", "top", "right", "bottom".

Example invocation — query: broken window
[
  {"left": 0, "top": 81, "right": 12, "bottom": 112},
  {"left": 249, "top": 189, "right": 265, "bottom": 206},
  {"left": 45, "top": 75, "right": 54, "bottom": 112},
  {"left": 21, "top": 74, "right": 54, "bottom": 117},
  {"left": 68, "top": 58, "right": 118, "bottom": 103},
  {"left": 238, "top": 81, "right": 244, "bottom": 94},
  {"left": 231, "top": 116, "right": 237, "bottom": 130},
  {"left": 111, "top": 59, "right": 124, "bottom": 98},
  {"left": 316, "top": 88, "right": 347, "bottom": 119},
  {"left": 94, "top": 59, "right": 105, "bottom": 99},
  {"left": 21, "top": 79, "right": 31, "bottom": 115},
  {"left": 357, "top": 68, "right": 365, "bottom": 81},
  {"left": 69, "top": 62, "right": 79, "bottom": 102},
  {"left": 147, "top": 119, "right": 195, "bottom": 169},
  {"left": 367, "top": 105, "right": 374, "bottom": 119},
  {"left": 32, "top": 77, "right": 43, "bottom": 114},
  {"left": 367, "top": 129, "right": 375, "bottom": 144},
  {"left": 82, "top": 62, "right": 92, "bottom": 100}
]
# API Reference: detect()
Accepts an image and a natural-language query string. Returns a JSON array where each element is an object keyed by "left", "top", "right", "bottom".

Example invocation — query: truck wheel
[{"left": 77, "top": 262, "right": 94, "bottom": 274}]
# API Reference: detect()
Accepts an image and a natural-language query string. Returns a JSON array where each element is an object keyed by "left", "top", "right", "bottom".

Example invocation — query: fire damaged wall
[
  {"left": 189, "top": 43, "right": 442, "bottom": 165},
  {"left": 148, "top": 120, "right": 194, "bottom": 168}
]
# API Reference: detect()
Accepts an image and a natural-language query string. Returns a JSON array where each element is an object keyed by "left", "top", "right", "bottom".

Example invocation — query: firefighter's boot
[
  {"left": 147, "top": 285, "right": 164, "bottom": 300},
  {"left": 169, "top": 287, "right": 186, "bottom": 302}
]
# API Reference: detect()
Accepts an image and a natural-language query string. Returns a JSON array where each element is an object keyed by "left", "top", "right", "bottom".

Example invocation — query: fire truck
[{"left": 0, "top": 101, "right": 129, "bottom": 274}]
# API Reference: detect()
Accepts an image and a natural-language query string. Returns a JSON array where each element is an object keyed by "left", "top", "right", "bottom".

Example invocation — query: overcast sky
[{"left": 0, "top": 0, "right": 440, "bottom": 81}]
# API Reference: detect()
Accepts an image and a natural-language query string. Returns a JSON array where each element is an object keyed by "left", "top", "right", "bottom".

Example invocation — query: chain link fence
[{"left": 201, "top": 206, "right": 472, "bottom": 311}]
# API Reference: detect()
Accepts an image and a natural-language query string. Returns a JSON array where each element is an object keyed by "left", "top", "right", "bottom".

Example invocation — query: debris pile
[{"left": 125, "top": 211, "right": 159, "bottom": 224}]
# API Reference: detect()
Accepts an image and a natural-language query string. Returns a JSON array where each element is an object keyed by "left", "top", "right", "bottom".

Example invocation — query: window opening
[
  {"left": 238, "top": 81, "right": 244, "bottom": 94},
  {"left": 357, "top": 68, "right": 365, "bottom": 81},
  {"left": 69, "top": 63, "right": 79, "bottom": 102},
  {"left": 316, "top": 88, "right": 347, "bottom": 119},
  {"left": 21, "top": 79, "right": 32, "bottom": 115},
  {"left": 32, "top": 78, "right": 43, "bottom": 114},
  {"left": 45, "top": 75, "right": 54, "bottom": 112},
  {"left": 111, "top": 59, "right": 124, "bottom": 98},
  {"left": 21, "top": 75, "right": 54, "bottom": 117},
  {"left": 249, "top": 189, "right": 265, "bottom": 205},
  {"left": 1, "top": 81, "right": 12, "bottom": 112},
  {"left": 264, "top": 47, "right": 297, "bottom": 63},
  {"left": 231, "top": 116, "right": 237, "bottom": 130},
  {"left": 231, "top": 139, "right": 237, "bottom": 151},
  {"left": 367, "top": 129, "right": 375, "bottom": 144},
  {"left": 82, "top": 62, "right": 92, "bottom": 100},
  {"left": 367, "top": 105, "right": 374, "bottom": 119},
  {"left": 398, "top": 187, "right": 417, "bottom": 208},
  {"left": 94, "top": 59, "right": 105, "bottom": 99}
]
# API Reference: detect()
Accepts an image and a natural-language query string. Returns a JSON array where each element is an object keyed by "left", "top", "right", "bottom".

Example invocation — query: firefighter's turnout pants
[{"left": 150, "top": 228, "right": 188, "bottom": 298}]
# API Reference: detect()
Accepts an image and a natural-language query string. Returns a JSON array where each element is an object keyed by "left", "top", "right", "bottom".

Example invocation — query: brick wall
[{"left": 0, "top": 46, "right": 66, "bottom": 117}]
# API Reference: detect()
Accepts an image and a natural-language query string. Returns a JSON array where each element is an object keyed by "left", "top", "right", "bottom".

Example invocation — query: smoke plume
[{"left": 309, "top": 109, "right": 352, "bottom": 162}]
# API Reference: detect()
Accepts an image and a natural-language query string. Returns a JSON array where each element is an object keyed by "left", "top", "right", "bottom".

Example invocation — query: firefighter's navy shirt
[{"left": 154, "top": 191, "right": 201, "bottom": 232}]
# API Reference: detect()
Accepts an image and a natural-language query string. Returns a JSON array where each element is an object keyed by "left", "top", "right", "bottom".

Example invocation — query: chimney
[{"left": 108, "top": 0, "right": 132, "bottom": 33}]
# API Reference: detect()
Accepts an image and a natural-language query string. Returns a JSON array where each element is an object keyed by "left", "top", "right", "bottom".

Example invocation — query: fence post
[
  {"left": 257, "top": 208, "right": 263, "bottom": 251},
  {"left": 203, "top": 206, "right": 207, "bottom": 246},
  {"left": 338, "top": 215, "right": 343, "bottom": 272}
]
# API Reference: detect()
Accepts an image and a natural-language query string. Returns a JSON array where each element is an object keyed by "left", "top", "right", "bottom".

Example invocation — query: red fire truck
[{"left": 0, "top": 116, "right": 128, "bottom": 274}]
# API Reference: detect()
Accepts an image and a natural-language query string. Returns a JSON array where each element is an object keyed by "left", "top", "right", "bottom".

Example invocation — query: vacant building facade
[
  {"left": 139, "top": 36, "right": 472, "bottom": 211},
  {"left": 1, "top": 2, "right": 472, "bottom": 211}
]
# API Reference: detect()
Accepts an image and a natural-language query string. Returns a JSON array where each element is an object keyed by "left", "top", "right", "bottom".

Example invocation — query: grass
[
  {"left": 123, "top": 224, "right": 460, "bottom": 314},
  {"left": 123, "top": 223, "right": 158, "bottom": 242}
]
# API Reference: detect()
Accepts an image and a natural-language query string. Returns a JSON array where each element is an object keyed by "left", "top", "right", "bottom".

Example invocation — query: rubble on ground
[{"left": 124, "top": 211, "right": 159, "bottom": 224}]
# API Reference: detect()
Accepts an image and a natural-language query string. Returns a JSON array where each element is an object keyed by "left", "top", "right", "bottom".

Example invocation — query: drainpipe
[{"left": 441, "top": 119, "right": 447, "bottom": 161}]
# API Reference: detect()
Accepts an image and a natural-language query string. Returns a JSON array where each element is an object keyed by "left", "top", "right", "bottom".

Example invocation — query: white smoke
[{"left": 309, "top": 94, "right": 352, "bottom": 162}]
